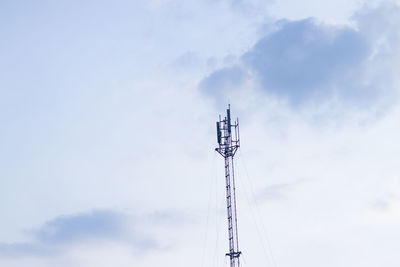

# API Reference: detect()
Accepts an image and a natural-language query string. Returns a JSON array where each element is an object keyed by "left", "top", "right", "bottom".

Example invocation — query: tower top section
[
  {"left": 215, "top": 105, "right": 242, "bottom": 267},
  {"left": 215, "top": 105, "right": 240, "bottom": 158}
]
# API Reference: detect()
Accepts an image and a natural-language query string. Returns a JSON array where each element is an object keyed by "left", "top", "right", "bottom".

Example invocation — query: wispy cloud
[
  {"left": 34, "top": 210, "right": 126, "bottom": 244},
  {"left": 0, "top": 210, "right": 158, "bottom": 258},
  {"left": 257, "top": 179, "right": 307, "bottom": 202},
  {"left": 224, "top": 0, "right": 272, "bottom": 16},
  {"left": 146, "top": 210, "right": 193, "bottom": 226},
  {"left": 258, "top": 183, "right": 291, "bottom": 201},
  {"left": 199, "top": 66, "right": 249, "bottom": 99}
]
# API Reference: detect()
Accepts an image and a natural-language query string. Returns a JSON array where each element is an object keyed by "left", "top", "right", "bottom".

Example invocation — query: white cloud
[
  {"left": 1, "top": 1, "right": 400, "bottom": 267},
  {"left": 200, "top": 3, "right": 400, "bottom": 119}
]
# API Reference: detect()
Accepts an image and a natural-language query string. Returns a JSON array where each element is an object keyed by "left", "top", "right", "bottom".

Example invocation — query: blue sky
[{"left": 1, "top": 1, "right": 400, "bottom": 267}]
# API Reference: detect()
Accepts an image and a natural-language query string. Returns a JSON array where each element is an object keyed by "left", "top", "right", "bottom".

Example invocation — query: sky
[{"left": 1, "top": 0, "right": 400, "bottom": 266}]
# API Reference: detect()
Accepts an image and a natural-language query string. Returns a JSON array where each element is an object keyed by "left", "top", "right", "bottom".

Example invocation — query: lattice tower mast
[{"left": 216, "top": 105, "right": 241, "bottom": 267}]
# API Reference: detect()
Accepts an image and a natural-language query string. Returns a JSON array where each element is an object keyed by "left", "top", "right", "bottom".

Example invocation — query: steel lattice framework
[{"left": 215, "top": 105, "right": 241, "bottom": 267}]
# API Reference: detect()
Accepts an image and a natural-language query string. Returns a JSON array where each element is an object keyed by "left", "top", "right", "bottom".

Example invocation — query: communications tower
[{"left": 215, "top": 105, "right": 241, "bottom": 267}]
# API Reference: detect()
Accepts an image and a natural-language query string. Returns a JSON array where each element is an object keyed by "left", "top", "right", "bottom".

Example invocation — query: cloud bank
[{"left": 200, "top": 3, "right": 400, "bottom": 111}]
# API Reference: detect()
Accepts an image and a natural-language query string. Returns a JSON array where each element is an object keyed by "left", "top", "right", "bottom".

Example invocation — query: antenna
[{"left": 215, "top": 105, "right": 241, "bottom": 267}]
